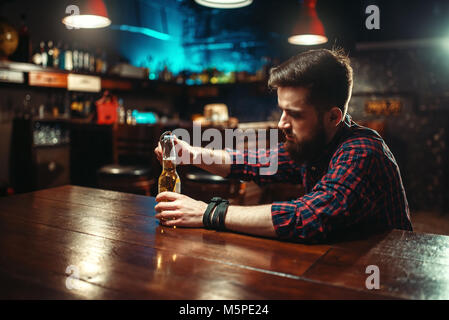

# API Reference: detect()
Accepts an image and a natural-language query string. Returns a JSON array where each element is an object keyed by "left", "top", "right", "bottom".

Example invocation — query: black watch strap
[
  {"left": 211, "top": 200, "right": 223, "bottom": 229},
  {"left": 216, "top": 200, "right": 229, "bottom": 231},
  {"left": 203, "top": 197, "right": 222, "bottom": 229}
]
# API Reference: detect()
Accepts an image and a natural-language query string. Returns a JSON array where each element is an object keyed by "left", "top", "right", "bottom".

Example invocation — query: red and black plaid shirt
[{"left": 227, "top": 114, "right": 412, "bottom": 243}]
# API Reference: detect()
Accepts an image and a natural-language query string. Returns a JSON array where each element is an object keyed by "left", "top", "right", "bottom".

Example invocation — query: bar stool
[
  {"left": 97, "top": 164, "right": 155, "bottom": 196},
  {"left": 181, "top": 167, "right": 245, "bottom": 204},
  {"left": 96, "top": 124, "right": 162, "bottom": 196}
]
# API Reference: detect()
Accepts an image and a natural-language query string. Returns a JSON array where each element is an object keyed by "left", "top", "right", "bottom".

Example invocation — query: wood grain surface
[{"left": 0, "top": 185, "right": 446, "bottom": 299}]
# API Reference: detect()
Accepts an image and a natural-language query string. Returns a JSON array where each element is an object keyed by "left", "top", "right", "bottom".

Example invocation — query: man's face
[{"left": 277, "top": 86, "right": 328, "bottom": 164}]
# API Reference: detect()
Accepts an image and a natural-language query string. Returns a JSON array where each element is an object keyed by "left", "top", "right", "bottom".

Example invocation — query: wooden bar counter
[{"left": 0, "top": 185, "right": 448, "bottom": 300}]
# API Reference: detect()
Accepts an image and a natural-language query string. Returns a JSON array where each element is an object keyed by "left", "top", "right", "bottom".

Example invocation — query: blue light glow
[
  {"left": 114, "top": 0, "right": 272, "bottom": 76},
  {"left": 111, "top": 24, "right": 171, "bottom": 41},
  {"left": 132, "top": 110, "right": 158, "bottom": 124},
  {"left": 189, "top": 43, "right": 235, "bottom": 50}
]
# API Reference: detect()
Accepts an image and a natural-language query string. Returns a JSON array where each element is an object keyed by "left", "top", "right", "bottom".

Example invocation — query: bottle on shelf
[
  {"left": 77, "top": 46, "right": 84, "bottom": 72},
  {"left": 101, "top": 51, "right": 107, "bottom": 74},
  {"left": 72, "top": 43, "right": 79, "bottom": 71},
  {"left": 32, "top": 43, "right": 42, "bottom": 66},
  {"left": 64, "top": 43, "right": 73, "bottom": 71},
  {"left": 58, "top": 42, "right": 65, "bottom": 70},
  {"left": 47, "top": 41, "right": 54, "bottom": 68},
  {"left": 95, "top": 48, "right": 103, "bottom": 73},
  {"left": 117, "top": 99, "right": 125, "bottom": 124},
  {"left": 40, "top": 41, "right": 48, "bottom": 68},
  {"left": 89, "top": 50, "right": 95, "bottom": 73},
  {"left": 70, "top": 93, "right": 81, "bottom": 115},
  {"left": 131, "top": 109, "right": 137, "bottom": 125},
  {"left": 84, "top": 99, "right": 92, "bottom": 117},
  {"left": 126, "top": 109, "right": 132, "bottom": 125},
  {"left": 53, "top": 41, "right": 61, "bottom": 69},
  {"left": 83, "top": 47, "right": 90, "bottom": 72}
]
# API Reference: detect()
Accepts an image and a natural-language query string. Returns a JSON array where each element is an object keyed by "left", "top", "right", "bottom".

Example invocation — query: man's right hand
[
  {"left": 154, "top": 136, "right": 197, "bottom": 165},
  {"left": 154, "top": 135, "right": 231, "bottom": 177}
]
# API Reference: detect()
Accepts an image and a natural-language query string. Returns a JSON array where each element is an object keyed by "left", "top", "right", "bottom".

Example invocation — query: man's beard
[{"left": 283, "top": 121, "right": 327, "bottom": 165}]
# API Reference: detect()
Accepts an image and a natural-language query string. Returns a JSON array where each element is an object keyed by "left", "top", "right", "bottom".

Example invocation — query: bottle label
[
  {"left": 41, "top": 53, "right": 48, "bottom": 67},
  {"left": 65, "top": 52, "right": 73, "bottom": 70}
]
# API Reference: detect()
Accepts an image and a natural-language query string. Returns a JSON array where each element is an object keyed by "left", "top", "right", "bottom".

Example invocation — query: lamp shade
[
  {"left": 288, "top": 0, "right": 327, "bottom": 45},
  {"left": 194, "top": 0, "right": 253, "bottom": 9},
  {"left": 62, "top": 0, "right": 111, "bottom": 29}
]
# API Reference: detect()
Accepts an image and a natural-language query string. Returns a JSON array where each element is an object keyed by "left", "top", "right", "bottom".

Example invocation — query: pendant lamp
[
  {"left": 62, "top": 0, "right": 111, "bottom": 29},
  {"left": 194, "top": 0, "right": 253, "bottom": 9},
  {"left": 288, "top": 0, "right": 327, "bottom": 45}
]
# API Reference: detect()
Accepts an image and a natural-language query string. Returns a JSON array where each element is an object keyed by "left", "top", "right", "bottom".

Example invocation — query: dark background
[{"left": 1, "top": 0, "right": 449, "bottom": 211}]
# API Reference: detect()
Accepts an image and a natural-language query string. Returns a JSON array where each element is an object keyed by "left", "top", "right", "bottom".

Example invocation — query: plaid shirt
[{"left": 227, "top": 114, "right": 412, "bottom": 243}]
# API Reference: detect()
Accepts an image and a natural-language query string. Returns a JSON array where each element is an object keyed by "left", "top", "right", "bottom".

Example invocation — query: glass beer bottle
[{"left": 158, "top": 133, "right": 181, "bottom": 194}]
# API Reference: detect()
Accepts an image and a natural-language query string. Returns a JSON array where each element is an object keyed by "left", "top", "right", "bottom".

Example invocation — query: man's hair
[{"left": 268, "top": 48, "right": 353, "bottom": 117}]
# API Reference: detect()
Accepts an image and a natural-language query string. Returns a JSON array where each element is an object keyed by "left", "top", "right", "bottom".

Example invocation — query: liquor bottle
[
  {"left": 40, "top": 41, "right": 48, "bottom": 67},
  {"left": 31, "top": 43, "right": 42, "bottom": 65},
  {"left": 117, "top": 99, "right": 125, "bottom": 124},
  {"left": 47, "top": 41, "right": 54, "bottom": 68},
  {"left": 89, "top": 50, "right": 95, "bottom": 72},
  {"left": 72, "top": 43, "right": 79, "bottom": 71},
  {"left": 64, "top": 43, "right": 73, "bottom": 71},
  {"left": 158, "top": 133, "right": 181, "bottom": 194},
  {"left": 126, "top": 109, "right": 132, "bottom": 125},
  {"left": 83, "top": 47, "right": 90, "bottom": 72},
  {"left": 78, "top": 46, "right": 84, "bottom": 71},
  {"left": 101, "top": 51, "right": 107, "bottom": 74},
  {"left": 53, "top": 41, "right": 61, "bottom": 68},
  {"left": 95, "top": 48, "right": 103, "bottom": 73},
  {"left": 58, "top": 42, "right": 65, "bottom": 70}
]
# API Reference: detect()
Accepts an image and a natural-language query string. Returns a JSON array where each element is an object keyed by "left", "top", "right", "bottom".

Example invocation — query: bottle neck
[{"left": 162, "top": 158, "right": 176, "bottom": 171}]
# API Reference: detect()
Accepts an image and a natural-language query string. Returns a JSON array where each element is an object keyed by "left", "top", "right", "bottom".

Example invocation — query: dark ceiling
[
  {"left": 2, "top": 0, "right": 449, "bottom": 71},
  {"left": 179, "top": 0, "right": 449, "bottom": 49},
  {"left": 2, "top": 0, "right": 449, "bottom": 46}
]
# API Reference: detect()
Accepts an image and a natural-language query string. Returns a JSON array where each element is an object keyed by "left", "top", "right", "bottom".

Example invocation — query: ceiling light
[
  {"left": 194, "top": 0, "right": 253, "bottom": 9},
  {"left": 288, "top": 0, "right": 328, "bottom": 45},
  {"left": 62, "top": 0, "right": 111, "bottom": 29}
]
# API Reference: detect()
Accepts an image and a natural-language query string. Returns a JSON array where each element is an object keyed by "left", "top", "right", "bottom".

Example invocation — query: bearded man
[{"left": 154, "top": 49, "right": 412, "bottom": 243}]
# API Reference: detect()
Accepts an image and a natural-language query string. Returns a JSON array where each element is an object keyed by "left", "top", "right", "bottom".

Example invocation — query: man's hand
[
  {"left": 154, "top": 136, "right": 197, "bottom": 165},
  {"left": 154, "top": 192, "right": 277, "bottom": 238},
  {"left": 155, "top": 192, "right": 208, "bottom": 228}
]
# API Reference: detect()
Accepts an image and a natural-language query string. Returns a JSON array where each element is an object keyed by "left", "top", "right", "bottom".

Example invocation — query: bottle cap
[
  {"left": 160, "top": 131, "right": 176, "bottom": 160},
  {"left": 160, "top": 131, "right": 174, "bottom": 142}
]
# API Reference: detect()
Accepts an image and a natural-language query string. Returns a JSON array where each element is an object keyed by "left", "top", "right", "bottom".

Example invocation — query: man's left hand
[{"left": 155, "top": 192, "right": 208, "bottom": 228}]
